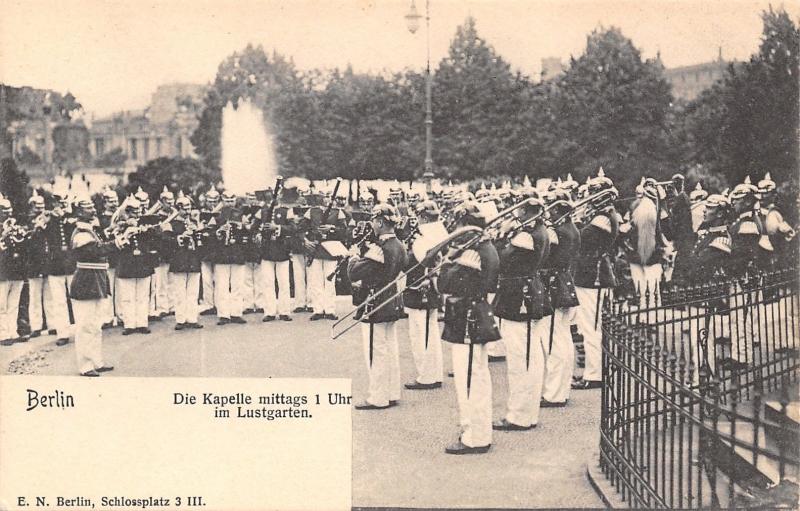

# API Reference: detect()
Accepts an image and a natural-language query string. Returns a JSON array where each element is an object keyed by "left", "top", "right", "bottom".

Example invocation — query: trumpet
[
  {"left": 117, "top": 211, "right": 178, "bottom": 247},
  {"left": 331, "top": 198, "right": 539, "bottom": 340},
  {"left": 1, "top": 218, "right": 32, "bottom": 250}
]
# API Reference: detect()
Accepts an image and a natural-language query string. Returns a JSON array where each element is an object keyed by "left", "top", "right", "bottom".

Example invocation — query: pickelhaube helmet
[
  {"left": 160, "top": 186, "right": 174, "bottom": 200},
  {"left": 705, "top": 194, "right": 730, "bottom": 209},
  {"left": 28, "top": 189, "right": 45, "bottom": 208},
  {"left": 757, "top": 172, "right": 776, "bottom": 194},
  {"left": 561, "top": 173, "right": 578, "bottom": 191},
  {"left": 72, "top": 194, "right": 94, "bottom": 212},
  {"left": 690, "top": 182, "right": 708, "bottom": 202},
  {"left": 451, "top": 200, "right": 486, "bottom": 227},
  {"left": 729, "top": 176, "right": 758, "bottom": 202},
  {"left": 176, "top": 196, "right": 192, "bottom": 209},
  {"left": 134, "top": 186, "right": 149, "bottom": 202},
  {"left": 124, "top": 195, "right": 141, "bottom": 211},
  {"left": 222, "top": 190, "right": 236, "bottom": 204},
  {"left": 103, "top": 188, "right": 119, "bottom": 206}
]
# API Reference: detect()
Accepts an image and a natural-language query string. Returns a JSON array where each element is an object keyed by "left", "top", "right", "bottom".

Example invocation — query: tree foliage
[
  {"left": 0, "top": 158, "right": 31, "bottom": 217},
  {"left": 126, "top": 157, "right": 220, "bottom": 199}
]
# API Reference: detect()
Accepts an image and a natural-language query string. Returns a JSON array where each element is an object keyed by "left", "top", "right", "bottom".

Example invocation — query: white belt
[{"left": 76, "top": 262, "right": 109, "bottom": 270}]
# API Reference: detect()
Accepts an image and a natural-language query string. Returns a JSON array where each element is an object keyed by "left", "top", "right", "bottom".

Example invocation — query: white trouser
[
  {"left": 308, "top": 259, "right": 337, "bottom": 314},
  {"left": 241, "top": 262, "right": 261, "bottom": 310},
  {"left": 629, "top": 263, "right": 663, "bottom": 307},
  {"left": 406, "top": 307, "right": 443, "bottom": 384},
  {"left": 117, "top": 277, "right": 151, "bottom": 329},
  {"left": 0, "top": 280, "right": 24, "bottom": 340},
  {"left": 101, "top": 268, "right": 117, "bottom": 324},
  {"left": 171, "top": 272, "right": 200, "bottom": 324},
  {"left": 361, "top": 321, "right": 401, "bottom": 407},
  {"left": 214, "top": 264, "right": 245, "bottom": 319},
  {"left": 542, "top": 307, "right": 578, "bottom": 404},
  {"left": 487, "top": 294, "right": 506, "bottom": 357},
  {"left": 259, "top": 260, "right": 291, "bottom": 316},
  {"left": 72, "top": 298, "right": 105, "bottom": 374},
  {"left": 290, "top": 254, "right": 308, "bottom": 308},
  {"left": 731, "top": 283, "right": 759, "bottom": 364},
  {"left": 452, "top": 343, "right": 492, "bottom": 447},
  {"left": 200, "top": 261, "right": 215, "bottom": 310},
  {"left": 500, "top": 318, "right": 548, "bottom": 427},
  {"left": 45, "top": 274, "right": 73, "bottom": 337},
  {"left": 575, "top": 286, "right": 608, "bottom": 382},
  {"left": 27, "top": 276, "right": 46, "bottom": 332},
  {"left": 150, "top": 263, "right": 171, "bottom": 315}
]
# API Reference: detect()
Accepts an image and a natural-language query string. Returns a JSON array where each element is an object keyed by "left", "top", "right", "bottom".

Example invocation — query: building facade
[{"left": 88, "top": 83, "right": 206, "bottom": 169}]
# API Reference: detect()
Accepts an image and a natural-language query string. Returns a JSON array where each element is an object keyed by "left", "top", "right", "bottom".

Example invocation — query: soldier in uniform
[
  {"left": 258, "top": 187, "right": 296, "bottom": 322},
  {"left": 211, "top": 191, "right": 247, "bottom": 325},
  {"left": 68, "top": 195, "right": 120, "bottom": 376},
  {"left": 285, "top": 185, "right": 311, "bottom": 313},
  {"left": 758, "top": 173, "right": 795, "bottom": 260},
  {"left": 0, "top": 196, "right": 27, "bottom": 346},
  {"left": 199, "top": 187, "right": 220, "bottom": 315},
  {"left": 98, "top": 189, "right": 120, "bottom": 327},
  {"left": 166, "top": 196, "right": 205, "bottom": 330},
  {"left": 571, "top": 174, "right": 619, "bottom": 390},
  {"left": 115, "top": 197, "right": 154, "bottom": 335},
  {"left": 621, "top": 179, "right": 668, "bottom": 304},
  {"left": 668, "top": 174, "right": 695, "bottom": 284},
  {"left": 42, "top": 192, "right": 77, "bottom": 346},
  {"left": 150, "top": 186, "right": 175, "bottom": 318},
  {"left": 492, "top": 194, "right": 550, "bottom": 430},
  {"left": 690, "top": 183, "right": 708, "bottom": 233},
  {"left": 240, "top": 191, "right": 263, "bottom": 314},
  {"left": 403, "top": 200, "right": 445, "bottom": 390},
  {"left": 25, "top": 191, "right": 49, "bottom": 337},
  {"left": 348, "top": 204, "right": 407, "bottom": 410},
  {"left": 438, "top": 201, "right": 500, "bottom": 454},
  {"left": 304, "top": 193, "right": 348, "bottom": 320},
  {"left": 541, "top": 188, "right": 582, "bottom": 407}
]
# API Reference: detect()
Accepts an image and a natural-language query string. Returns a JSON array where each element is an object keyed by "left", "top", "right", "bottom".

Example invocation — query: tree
[
  {"left": 681, "top": 8, "right": 799, "bottom": 190},
  {"left": 552, "top": 26, "right": 676, "bottom": 193},
  {"left": 94, "top": 147, "right": 128, "bottom": 168},
  {"left": 432, "top": 17, "right": 530, "bottom": 180},
  {"left": 0, "top": 158, "right": 31, "bottom": 217}
]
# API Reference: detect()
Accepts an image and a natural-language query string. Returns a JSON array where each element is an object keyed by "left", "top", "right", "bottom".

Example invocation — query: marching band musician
[
  {"left": 258, "top": 187, "right": 296, "bottom": 322},
  {"left": 728, "top": 177, "right": 773, "bottom": 278},
  {"left": 620, "top": 178, "right": 668, "bottom": 304},
  {"left": 304, "top": 191, "right": 348, "bottom": 321},
  {"left": 210, "top": 191, "right": 247, "bottom": 325},
  {"left": 437, "top": 201, "right": 500, "bottom": 455},
  {"left": 571, "top": 174, "right": 619, "bottom": 390},
  {"left": 689, "top": 183, "right": 708, "bottom": 233},
  {"left": 667, "top": 173, "right": 696, "bottom": 284},
  {"left": 25, "top": 191, "right": 49, "bottom": 337},
  {"left": 166, "top": 195, "right": 205, "bottom": 330},
  {"left": 99, "top": 189, "right": 121, "bottom": 327},
  {"left": 758, "top": 173, "right": 795, "bottom": 259},
  {"left": 541, "top": 187, "right": 582, "bottom": 408},
  {"left": 492, "top": 193, "right": 550, "bottom": 431},
  {"left": 286, "top": 184, "right": 312, "bottom": 314},
  {"left": 68, "top": 195, "right": 121, "bottom": 376},
  {"left": 241, "top": 191, "right": 263, "bottom": 315},
  {"left": 402, "top": 199, "right": 445, "bottom": 390},
  {"left": 42, "top": 192, "right": 77, "bottom": 346},
  {"left": 151, "top": 186, "right": 176, "bottom": 318},
  {"left": 115, "top": 197, "right": 154, "bottom": 335},
  {"left": 0, "top": 195, "right": 27, "bottom": 346},
  {"left": 199, "top": 187, "right": 220, "bottom": 316},
  {"left": 348, "top": 204, "right": 407, "bottom": 410}
]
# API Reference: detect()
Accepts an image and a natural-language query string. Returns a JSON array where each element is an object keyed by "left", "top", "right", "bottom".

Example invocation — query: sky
[{"left": 2, "top": 0, "right": 798, "bottom": 117}]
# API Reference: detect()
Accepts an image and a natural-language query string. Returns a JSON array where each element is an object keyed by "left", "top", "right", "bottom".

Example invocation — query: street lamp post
[{"left": 405, "top": 0, "right": 435, "bottom": 188}]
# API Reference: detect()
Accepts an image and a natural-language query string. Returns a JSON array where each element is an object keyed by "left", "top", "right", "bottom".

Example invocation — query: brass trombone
[{"left": 331, "top": 197, "right": 539, "bottom": 340}]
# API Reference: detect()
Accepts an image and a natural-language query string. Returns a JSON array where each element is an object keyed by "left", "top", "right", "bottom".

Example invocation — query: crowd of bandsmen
[{"left": 0, "top": 169, "right": 796, "bottom": 453}]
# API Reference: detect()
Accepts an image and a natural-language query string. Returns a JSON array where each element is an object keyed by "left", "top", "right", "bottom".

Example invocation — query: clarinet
[{"left": 306, "top": 177, "right": 342, "bottom": 267}]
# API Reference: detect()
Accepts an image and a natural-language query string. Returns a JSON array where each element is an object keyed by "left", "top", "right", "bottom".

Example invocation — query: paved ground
[{"left": 2, "top": 297, "right": 603, "bottom": 509}]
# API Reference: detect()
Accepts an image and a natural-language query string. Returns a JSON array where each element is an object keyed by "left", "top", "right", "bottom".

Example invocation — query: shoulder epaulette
[
  {"left": 510, "top": 232, "right": 535, "bottom": 251},
  {"left": 590, "top": 215, "right": 612, "bottom": 233},
  {"left": 72, "top": 231, "right": 95, "bottom": 249},
  {"left": 737, "top": 221, "right": 759, "bottom": 235},
  {"left": 455, "top": 249, "right": 481, "bottom": 271},
  {"left": 547, "top": 228, "right": 559, "bottom": 244},
  {"left": 364, "top": 244, "right": 384, "bottom": 264},
  {"left": 709, "top": 236, "right": 732, "bottom": 254}
]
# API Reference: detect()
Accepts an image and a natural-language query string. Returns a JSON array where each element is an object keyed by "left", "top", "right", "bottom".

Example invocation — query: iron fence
[{"left": 599, "top": 267, "right": 800, "bottom": 509}]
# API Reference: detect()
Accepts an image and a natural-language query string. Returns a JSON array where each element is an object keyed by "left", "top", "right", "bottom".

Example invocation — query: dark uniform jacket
[
  {"left": 167, "top": 219, "right": 203, "bottom": 274},
  {"left": 260, "top": 206, "right": 295, "bottom": 262},
  {"left": 304, "top": 207, "right": 348, "bottom": 261},
  {"left": 0, "top": 221, "right": 28, "bottom": 281},
  {"left": 402, "top": 247, "right": 441, "bottom": 310},
  {"left": 574, "top": 209, "right": 619, "bottom": 289},
  {"left": 43, "top": 216, "right": 77, "bottom": 276},
  {"left": 209, "top": 208, "right": 246, "bottom": 265},
  {"left": 24, "top": 218, "right": 48, "bottom": 279},
  {"left": 688, "top": 226, "right": 732, "bottom": 283},
  {"left": 729, "top": 211, "right": 772, "bottom": 277},
  {"left": 438, "top": 238, "right": 501, "bottom": 344},
  {"left": 493, "top": 222, "right": 551, "bottom": 322},
  {"left": 68, "top": 222, "right": 115, "bottom": 300},
  {"left": 542, "top": 220, "right": 581, "bottom": 309},
  {"left": 98, "top": 212, "right": 118, "bottom": 270},
  {"left": 348, "top": 234, "right": 407, "bottom": 324},
  {"left": 116, "top": 221, "right": 156, "bottom": 279}
]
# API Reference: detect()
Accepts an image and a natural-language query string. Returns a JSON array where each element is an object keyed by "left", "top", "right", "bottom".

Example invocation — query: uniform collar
[
  {"left": 738, "top": 211, "right": 754, "bottom": 219},
  {"left": 707, "top": 225, "right": 728, "bottom": 233},
  {"left": 76, "top": 221, "right": 94, "bottom": 230},
  {"left": 379, "top": 233, "right": 396, "bottom": 241}
]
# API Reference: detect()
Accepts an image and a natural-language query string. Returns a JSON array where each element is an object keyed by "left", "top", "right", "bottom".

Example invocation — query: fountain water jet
[{"left": 220, "top": 99, "right": 277, "bottom": 195}]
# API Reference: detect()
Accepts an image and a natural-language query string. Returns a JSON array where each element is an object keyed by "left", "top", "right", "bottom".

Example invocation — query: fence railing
[{"left": 599, "top": 267, "right": 799, "bottom": 509}]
